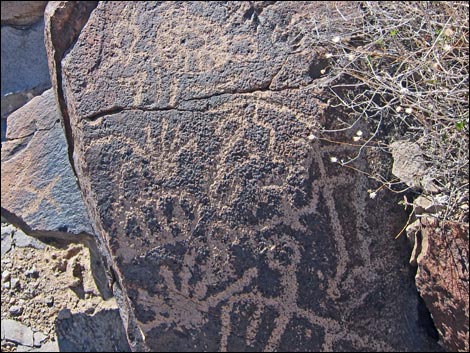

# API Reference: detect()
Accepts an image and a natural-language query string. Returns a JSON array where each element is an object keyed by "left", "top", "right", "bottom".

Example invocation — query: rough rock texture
[
  {"left": 415, "top": 217, "right": 469, "bottom": 352},
  {"left": 1, "top": 21, "right": 50, "bottom": 97},
  {"left": 389, "top": 140, "right": 439, "bottom": 194},
  {"left": 0, "top": 89, "right": 93, "bottom": 238},
  {"left": 1, "top": 320, "right": 34, "bottom": 347},
  {"left": 1, "top": 1, "right": 48, "bottom": 26},
  {"left": 55, "top": 308, "right": 130, "bottom": 352},
  {"left": 54, "top": 2, "right": 440, "bottom": 351}
]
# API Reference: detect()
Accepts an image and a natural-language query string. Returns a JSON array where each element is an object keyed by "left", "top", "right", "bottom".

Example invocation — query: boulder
[
  {"left": 50, "top": 1, "right": 441, "bottom": 351},
  {"left": 1, "top": 89, "right": 93, "bottom": 238},
  {"left": 415, "top": 217, "right": 469, "bottom": 352}
]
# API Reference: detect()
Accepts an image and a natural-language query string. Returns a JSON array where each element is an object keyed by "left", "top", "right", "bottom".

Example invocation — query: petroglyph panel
[{"left": 59, "top": 1, "right": 439, "bottom": 351}]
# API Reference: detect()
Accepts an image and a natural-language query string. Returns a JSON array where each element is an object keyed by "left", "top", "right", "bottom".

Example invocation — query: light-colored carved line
[
  {"left": 312, "top": 145, "right": 350, "bottom": 300},
  {"left": 219, "top": 301, "right": 234, "bottom": 352},
  {"left": 245, "top": 304, "right": 264, "bottom": 347},
  {"left": 19, "top": 176, "right": 62, "bottom": 218}
]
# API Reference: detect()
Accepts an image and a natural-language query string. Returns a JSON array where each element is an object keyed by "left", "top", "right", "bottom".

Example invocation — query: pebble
[
  {"left": 25, "top": 265, "right": 39, "bottom": 279},
  {"left": 10, "top": 277, "right": 20, "bottom": 290},
  {"left": 9, "top": 305, "right": 23, "bottom": 316},
  {"left": 45, "top": 296, "right": 54, "bottom": 307},
  {"left": 2, "top": 269, "right": 11, "bottom": 282}
]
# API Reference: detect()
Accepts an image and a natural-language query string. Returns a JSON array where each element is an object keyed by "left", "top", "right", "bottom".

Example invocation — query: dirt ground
[{"left": 1, "top": 223, "right": 121, "bottom": 352}]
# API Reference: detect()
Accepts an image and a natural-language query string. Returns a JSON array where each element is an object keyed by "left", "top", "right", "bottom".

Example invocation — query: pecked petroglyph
[{"left": 57, "top": 1, "right": 439, "bottom": 351}]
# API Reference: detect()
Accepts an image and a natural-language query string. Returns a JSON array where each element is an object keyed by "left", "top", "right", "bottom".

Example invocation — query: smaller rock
[
  {"left": 9, "top": 305, "right": 24, "bottom": 317},
  {"left": 1, "top": 230, "right": 13, "bottom": 256},
  {"left": 2, "top": 319, "right": 34, "bottom": 346},
  {"left": 10, "top": 278, "right": 20, "bottom": 290},
  {"left": 25, "top": 266, "right": 39, "bottom": 279},
  {"left": 3, "top": 281, "right": 11, "bottom": 289},
  {"left": 390, "top": 140, "right": 440, "bottom": 193},
  {"left": 12, "top": 229, "right": 45, "bottom": 250},
  {"left": 2, "top": 269, "right": 11, "bottom": 282},
  {"left": 33, "top": 331, "right": 47, "bottom": 347},
  {"left": 45, "top": 296, "right": 54, "bottom": 307},
  {"left": 9, "top": 297, "right": 16, "bottom": 304}
]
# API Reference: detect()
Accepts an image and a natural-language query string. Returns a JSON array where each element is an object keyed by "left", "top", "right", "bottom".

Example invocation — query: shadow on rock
[{"left": 55, "top": 308, "right": 130, "bottom": 352}]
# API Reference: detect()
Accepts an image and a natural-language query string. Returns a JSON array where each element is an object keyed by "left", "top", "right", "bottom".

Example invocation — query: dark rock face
[
  {"left": 415, "top": 218, "right": 469, "bottom": 352},
  {"left": 1, "top": 89, "right": 93, "bottom": 238},
  {"left": 55, "top": 2, "right": 440, "bottom": 351}
]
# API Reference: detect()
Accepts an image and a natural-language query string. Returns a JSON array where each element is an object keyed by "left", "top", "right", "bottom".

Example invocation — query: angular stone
[
  {"left": 33, "top": 331, "right": 47, "bottom": 347},
  {"left": 55, "top": 1, "right": 440, "bottom": 351},
  {"left": 1, "top": 224, "right": 14, "bottom": 255},
  {"left": 1, "top": 319, "right": 34, "bottom": 347},
  {"left": 9, "top": 305, "right": 24, "bottom": 317},
  {"left": 1, "top": 20, "right": 51, "bottom": 96},
  {"left": 416, "top": 217, "right": 469, "bottom": 352},
  {"left": 12, "top": 228, "right": 46, "bottom": 249},
  {"left": 55, "top": 308, "right": 130, "bottom": 352},
  {"left": 1, "top": 89, "right": 93, "bottom": 237},
  {"left": 1, "top": 1, "right": 48, "bottom": 26},
  {"left": 390, "top": 140, "right": 435, "bottom": 192}
]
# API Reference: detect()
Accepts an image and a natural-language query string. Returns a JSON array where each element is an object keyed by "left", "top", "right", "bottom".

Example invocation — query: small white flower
[
  {"left": 396, "top": 106, "right": 402, "bottom": 112},
  {"left": 353, "top": 136, "right": 361, "bottom": 142},
  {"left": 405, "top": 107, "right": 413, "bottom": 114},
  {"left": 325, "top": 53, "right": 333, "bottom": 59},
  {"left": 307, "top": 134, "right": 316, "bottom": 141},
  {"left": 369, "top": 192, "right": 377, "bottom": 199},
  {"left": 443, "top": 44, "right": 452, "bottom": 51},
  {"left": 320, "top": 69, "right": 326, "bottom": 74},
  {"left": 332, "top": 36, "right": 341, "bottom": 43},
  {"left": 347, "top": 53, "right": 355, "bottom": 61},
  {"left": 400, "top": 87, "right": 409, "bottom": 94},
  {"left": 330, "top": 156, "right": 338, "bottom": 163},
  {"left": 356, "top": 130, "right": 363, "bottom": 136}
]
